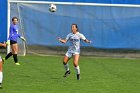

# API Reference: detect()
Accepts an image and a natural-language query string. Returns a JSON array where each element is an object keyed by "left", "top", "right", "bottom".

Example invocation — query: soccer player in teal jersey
[
  {"left": 0, "top": 42, "right": 6, "bottom": 88},
  {"left": 58, "top": 24, "right": 91, "bottom": 80},
  {"left": 3, "top": 17, "right": 25, "bottom": 65}
]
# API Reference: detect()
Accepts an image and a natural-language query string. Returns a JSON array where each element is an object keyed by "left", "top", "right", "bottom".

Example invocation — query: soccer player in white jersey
[
  {"left": 58, "top": 24, "right": 91, "bottom": 80},
  {"left": 0, "top": 42, "right": 6, "bottom": 88}
]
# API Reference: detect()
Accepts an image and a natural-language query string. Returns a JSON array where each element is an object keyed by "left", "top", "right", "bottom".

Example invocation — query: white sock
[
  {"left": 64, "top": 64, "right": 70, "bottom": 71},
  {"left": 0, "top": 72, "right": 3, "bottom": 84},
  {"left": 75, "top": 66, "right": 80, "bottom": 75}
]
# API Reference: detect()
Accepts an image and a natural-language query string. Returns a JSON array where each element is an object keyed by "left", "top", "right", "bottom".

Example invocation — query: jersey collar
[{"left": 72, "top": 32, "right": 79, "bottom": 35}]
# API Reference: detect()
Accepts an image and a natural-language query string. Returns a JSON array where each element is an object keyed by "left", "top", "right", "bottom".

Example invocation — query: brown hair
[
  {"left": 12, "top": 17, "right": 18, "bottom": 21},
  {"left": 72, "top": 24, "right": 79, "bottom": 32}
]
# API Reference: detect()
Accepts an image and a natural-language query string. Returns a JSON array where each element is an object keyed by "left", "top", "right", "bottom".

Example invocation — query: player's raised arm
[
  {"left": 80, "top": 33, "right": 92, "bottom": 43},
  {"left": 58, "top": 33, "right": 70, "bottom": 44},
  {"left": 84, "top": 39, "right": 92, "bottom": 43},
  {"left": 58, "top": 37, "right": 67, "bottom": 44},
  {"left": 0, "top": 43, "right": 6, "bottom": 48}
]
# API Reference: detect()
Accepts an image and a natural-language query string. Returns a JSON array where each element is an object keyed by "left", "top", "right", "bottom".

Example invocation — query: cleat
[
  {"left": 63, "top": 70, "right": 70, "bottom": 77},
  {"left": 15, "top": 62, "right": 21, "bottom": 65},
  {"left": 2, "top": 58, "right": 5, "bottom": 64},
  {"left": 77, "top": 74, "right": 80, "bottom": 80}
]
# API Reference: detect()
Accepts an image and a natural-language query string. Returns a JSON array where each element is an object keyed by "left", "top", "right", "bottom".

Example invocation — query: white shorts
[
  {"left": 65, "top": 51, "right": 80, "bottom": 58},
  {"left": 0, "top": 56, "right": 2, "bottom": 62}
]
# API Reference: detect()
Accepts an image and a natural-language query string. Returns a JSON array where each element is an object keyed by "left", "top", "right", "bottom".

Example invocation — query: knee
[
  {"left": 12, "top": 51, "right": 17, "bottom": 54},
  {"left": 63, "top": 57, "right": 69, "bottom": 65},
  {"left": 63, "top": 61, "right": 67, "bottom": 65},
  {"left": 12, "top": 48, "right": 18, "bottom": 54},
  {"left": 0, "top": 65, "right": 2, "bottom": 71},
  {"left": 73, "top": 63, "right": 78, "bottom": 67}
]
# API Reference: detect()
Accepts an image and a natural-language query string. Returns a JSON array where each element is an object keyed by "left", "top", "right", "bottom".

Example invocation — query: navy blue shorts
[{"left": 10, "top": 40, "right": 17, "bottom": 45}]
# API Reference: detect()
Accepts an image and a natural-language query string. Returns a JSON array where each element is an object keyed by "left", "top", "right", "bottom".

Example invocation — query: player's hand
[
  {"left": 57, "top": 37, "right": 61, "bottom": 41},
  {"left": 89, "top": 41, "right": 93, "bottom": 44},
  {"left": 2, "top": 42, "right": 7, "bottom": 48},
  {"left": 6, "top": 40, "right": 10, "bottom": 45},
  {"left": 0, "top": 42, "right": 7, "bottom": 48},
  {"left": 21, "top": 36, "right": 26, "bottom": 41}
]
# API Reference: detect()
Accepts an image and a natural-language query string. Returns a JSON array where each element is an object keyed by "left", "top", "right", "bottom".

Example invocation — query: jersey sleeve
[
  {"left": 16, "top": 27, "right": 21, "bottom": 38},
  {"left": 80, "top": 33, "right": 86, "bottom": 40},
  {"left": 66, "top": 33, "right": 71, "bottom": 41},
  {"left": 17, "top": 33, "right": 21, "bottom": 38},
  {"left": 15, "top": 27, "right": 21, "bottom": 38}
]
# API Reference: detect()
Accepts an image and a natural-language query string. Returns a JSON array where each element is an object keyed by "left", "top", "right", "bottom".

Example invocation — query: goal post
[
  {"left": 7, "top": 0, "right": 27, "bottom": 56},
  {"left": 7, "top": 0, "right": 10, "bottom": 54}
]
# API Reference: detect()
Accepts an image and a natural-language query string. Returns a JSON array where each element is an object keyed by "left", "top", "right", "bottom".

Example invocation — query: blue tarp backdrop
[
  {"left": 1, "top": 0, "right": 140, "bottom": 49},
  {"left": 0, "top": 0, "right": 7, "bottom": 42},
  {"left": 14, "top": 3, "right": 140, "bottom": 49}
]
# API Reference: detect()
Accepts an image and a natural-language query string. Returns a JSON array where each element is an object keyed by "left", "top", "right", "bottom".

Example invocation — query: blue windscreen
[
  {"left": 10, "top": 3, "right": 140, "bottom": 49},
  {"left": 0, "top": 0, "right": 7, "bottom": 42}
]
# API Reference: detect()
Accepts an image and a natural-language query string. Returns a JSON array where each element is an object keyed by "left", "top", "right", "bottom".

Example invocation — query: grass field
[{"left": 0, "top": 54, "right": 140, "bottom": 93}]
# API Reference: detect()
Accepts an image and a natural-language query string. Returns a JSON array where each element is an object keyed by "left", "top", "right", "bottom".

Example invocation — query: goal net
[{"left": 9, "top": 1, "right": 140, "bottom": 57}]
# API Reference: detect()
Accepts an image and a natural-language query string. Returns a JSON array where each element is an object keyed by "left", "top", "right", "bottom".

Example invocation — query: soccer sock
[
  {"left": 75, "top": 66, "right": 80, "bottom": 75},
  {"left": 0, "top": 72, "right": 3, "bottom": 84},
  {"left": 13, "top": 54, "right": 18, "bottom": 63},
  {"left": 5, "top": 52, "right": 13, "bottom": 60},
  {"left": 64, "top": 63, "right": 70, "bottom": 71}
]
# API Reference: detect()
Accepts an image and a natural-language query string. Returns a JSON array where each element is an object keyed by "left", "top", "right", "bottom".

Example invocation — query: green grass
[{"left": 0, "top": 54, "right": 140, "bottom": 93}]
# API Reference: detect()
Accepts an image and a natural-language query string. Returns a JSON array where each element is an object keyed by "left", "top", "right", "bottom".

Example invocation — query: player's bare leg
[
  {"left": 73, "top": 54, "right": 80, "bottom": 80},
  {"left": 11, "top": 44, "right": 20, "bottom": 65},
  {"left": 63, "top": 56, "right": 70, "bottom": 77},
  {"left": 2, "top": 45, "right": 13, "bottom": 63},
  {"left": 0, "top": 59, "right": 3, "bottom": 88}
]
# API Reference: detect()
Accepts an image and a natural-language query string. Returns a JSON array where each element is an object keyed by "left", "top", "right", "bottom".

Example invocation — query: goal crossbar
[{"left": 9, "top": 0, "right": 140, "bottom": 8}]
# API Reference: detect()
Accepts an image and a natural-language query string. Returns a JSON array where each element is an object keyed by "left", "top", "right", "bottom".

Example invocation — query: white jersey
[{"left": 66, "top": 32, "right": 86, "bottom": 53}]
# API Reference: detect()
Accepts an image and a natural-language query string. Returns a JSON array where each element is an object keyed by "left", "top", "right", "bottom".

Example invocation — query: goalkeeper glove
[
  {"left": 6, "top": 40, "right": 10, "bottom": 45},
  {"left": 20, "top": 36, "right": 26, "bottom": 41}
]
